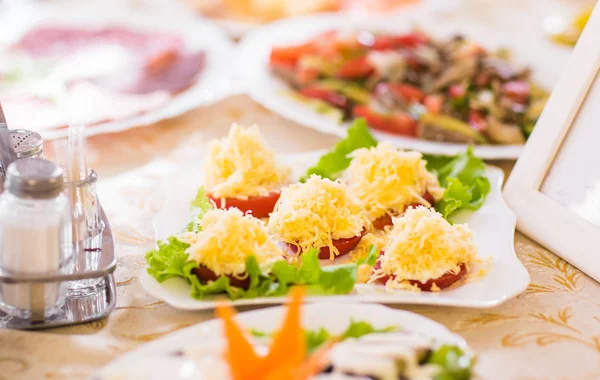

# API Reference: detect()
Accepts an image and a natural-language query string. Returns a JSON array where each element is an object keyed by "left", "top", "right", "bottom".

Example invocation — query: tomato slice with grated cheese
[
  {"left": 193, "top": 265, "right": 250, "bottom": 289},
  {"left": 372, "top": 192, "right": 435, "bottom": 229},
  {"left": 373, "top": 252, "right": 467, "bottom": 291},
  {"left": 286, "top": 229, "right": 366, "bottom": 260},
  {"left": 208, "top": 192, "right": 281, "bottom": 219}
]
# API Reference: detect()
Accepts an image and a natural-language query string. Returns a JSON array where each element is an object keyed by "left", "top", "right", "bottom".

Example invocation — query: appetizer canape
[
  {"left": 344, "top": 141, "right": 444, "bottom": 229},
  {"left": 268, "top": 175, "right": 370, "bottom": 260},
  {"left": 270, "top": 28, "right": 548, "bottom": 144},
  {"left": 178, "top": 207, "right": 284, "bottom": 289},
  {"left": 371, "top": 206, "right": 476, "bottom": 291},
  {"left": 303, "top": 119, "right": 491, "bottom": 221},
  {"left": 203, "top": 124, "right": 291, "bottom": 218}
]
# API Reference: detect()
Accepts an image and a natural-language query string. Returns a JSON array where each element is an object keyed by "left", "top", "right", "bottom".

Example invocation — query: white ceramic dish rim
[
  {"left": 235, "top": 7, "right": 570, "bottom": 159},
  {"left": 0, "top": 2, "right": 238, "bottom": 139},
  {"left": 141, "top": 150, "right": 529, "bottom": 309},
  {"left": 93, "top": 302, "right": 469, "bottom": 380}
]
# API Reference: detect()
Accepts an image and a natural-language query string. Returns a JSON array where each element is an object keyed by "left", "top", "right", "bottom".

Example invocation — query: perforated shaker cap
[
  {"left": 5, "top": 158, "right": 64, "bottom": 199},
  {"left": 10, "top": 129, "right": 43, "bottom": 159}
]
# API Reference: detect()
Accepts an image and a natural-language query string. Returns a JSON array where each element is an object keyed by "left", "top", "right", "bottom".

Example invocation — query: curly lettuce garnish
[
  {"left": 185, "top": 187, "right": 213, "bottom": 232},
  {"left": 302, "top": 118, "right": 491, "bottom": 220},
  {"left": 423, "top": 147, "right": 491, "bottom": 220},
  {"left": 301, "top": 118, "right": 377, "bottom": 182},
  {"left": 146, "top": 187, "right": 376, "bottom": 300}
]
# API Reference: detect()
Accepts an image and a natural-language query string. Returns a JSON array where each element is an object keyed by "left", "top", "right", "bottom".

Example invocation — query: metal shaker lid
[
  {"left": 5, "top": 158, "right": 64, "bottom": 199},
  {"left": 10, "top": 129, "right": 43, "bottom": 159}
]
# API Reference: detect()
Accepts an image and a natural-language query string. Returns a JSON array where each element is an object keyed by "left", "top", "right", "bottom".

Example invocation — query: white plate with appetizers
[
  {"left": 235, "top": 6, "right": 571, "bottom": 159},
  {"left": 0, "top": 2, "right": 236, "bottom": 139},
  {"left": 93, "top": 302, "right": 472, "bottom": 380},
  {"left": 141, "top": 128, "right": 529, "bottom": 309}
]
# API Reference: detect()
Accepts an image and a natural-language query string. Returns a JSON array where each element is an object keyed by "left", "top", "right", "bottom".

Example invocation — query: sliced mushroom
[
  {"left": 485, "top": 117, "right": 525, "bottom": 144},
  {"left": 366, "top": 51, "right": 407, "bottom": 83},
  {"left": 432, "top": 57, "right": 477, "bottom": 91},
  {"left": 418, "top": 113, "right": 487, "bottom": 144}
]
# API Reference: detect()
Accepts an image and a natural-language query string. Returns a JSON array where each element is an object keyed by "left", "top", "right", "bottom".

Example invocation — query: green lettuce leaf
[
  {"left": 146, "top": 238, "right": 365, "bottom": 300},
  {"left": 145, "top": 237, "right": 193, "bottom": 282},
  {"left": 301, "top": 118, "right": 377, "bottom": 182},
  {"left": 185, "top": 187, "right": 214, "bottom": 232},
  {"left": 356, "top": 244, "right": 379, "bottom": 267},
  {"left": 423, "top": 147, "right": 491, "bottom": 220}
]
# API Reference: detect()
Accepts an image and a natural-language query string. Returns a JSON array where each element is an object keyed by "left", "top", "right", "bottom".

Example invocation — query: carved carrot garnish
[
  {"left": 217, "top": 287, "right": 330, "bottom": 380},
  {"left": 216, "top": 301, "right": 261, "bottom": 380}
]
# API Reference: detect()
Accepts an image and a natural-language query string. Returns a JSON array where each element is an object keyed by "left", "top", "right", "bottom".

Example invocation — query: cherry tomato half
[{"left": 208, "top": 192, "right": 281, "bottom": 219}]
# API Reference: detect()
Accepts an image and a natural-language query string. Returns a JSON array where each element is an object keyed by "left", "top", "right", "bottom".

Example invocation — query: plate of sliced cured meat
[{"left": 0, "top": 3, "right": 236, "bottom": 138}]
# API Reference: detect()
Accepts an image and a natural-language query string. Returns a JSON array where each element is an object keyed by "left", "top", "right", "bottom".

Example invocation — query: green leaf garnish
[
  {"left": 301, "top": 118, "right": 377, "bottom": 182},
  {"left": 145, "top": 237, "right": 193, "bottom": 282},
  {"left": 340, "top": 319, "right": 397, "bottom": 340},
  {"left": 423, "top": 146, "right": 491, "bottom": 220},
  {"left": 250, "top": 319, "right": 398, "bottom": 353},
  {"left": 427, "top": 344, "right": 474, "bottom": 380},
  {"left": 305, "top": 327, "right": 331, "bottom": 352},
  {"left": 185, "top": 187, "right": 214, "bottom": 232},
  {"left": 357, "top": 244, "right": 379, "bottom": 267}
]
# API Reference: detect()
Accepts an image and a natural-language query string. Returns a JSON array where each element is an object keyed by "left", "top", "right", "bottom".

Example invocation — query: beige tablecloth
[{"left": 0, "top": 96, "right": 599, "bottom": 380}]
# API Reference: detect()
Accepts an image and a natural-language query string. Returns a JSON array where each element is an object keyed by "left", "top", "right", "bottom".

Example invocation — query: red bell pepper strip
[
  {"left": 353, "top": 105, "right": 417, "bottom": 136},
  {"left": 335, "top": 56, "right": 374, "bottom": 79}
]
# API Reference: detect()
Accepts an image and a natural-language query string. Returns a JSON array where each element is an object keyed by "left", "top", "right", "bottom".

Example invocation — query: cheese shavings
[
  {"left": 184, "top": 208, "right": 283, "bottom": 276},
  {"left": 202, "top": 124, "right": 291, "bottom": 199},
  {"left": 344, "top": 142, "right": 444, "bottom": 221},
  {"left": 268, "top": 175, "right": 369, "bottom": 258},
  {"left": 350, "top": 232, "right": 388, "bottom": 263},
  {"left": 374, "top": 207, "right": 476, "bottom": 284}
]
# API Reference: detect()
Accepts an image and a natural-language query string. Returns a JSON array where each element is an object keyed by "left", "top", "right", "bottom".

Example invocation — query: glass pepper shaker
[
  {"left": 10, "top": 129, "right": 44, "bottom": 159},
  {"left": 0, "top": 158, "right": 72, "bottom": 319}
]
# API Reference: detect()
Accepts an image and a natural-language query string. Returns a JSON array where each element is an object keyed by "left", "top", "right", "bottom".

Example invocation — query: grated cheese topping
[
  {"left": 268, "top": 175, "right": 369, "bottom": 258},
  {"left": 373, "top": 206, "right": 476, "bottom": 284},
  {"left": 349, "top": 231, "right": 388, "bottom": 263},
  {"left": 202, "top": 124, "right": 291, "bottom": 199},
  {"left": 181, "top": 208, "right": 284, "bottom": 276},
  {"left": 344, "top": 142, "right": 444, "bottom": 221}
]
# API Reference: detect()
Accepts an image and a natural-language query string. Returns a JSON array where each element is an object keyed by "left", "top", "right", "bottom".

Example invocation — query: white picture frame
[{"left": 504, "top": 3, "right": 600, "bottom": 282}]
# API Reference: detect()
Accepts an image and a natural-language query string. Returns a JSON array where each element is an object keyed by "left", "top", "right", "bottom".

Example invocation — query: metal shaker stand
[
  {"left": 0, "top": 211, "right": 117, "bottom": 330},
  {"left": 0, "top": 106, "right": 117, "bottom": 330}
]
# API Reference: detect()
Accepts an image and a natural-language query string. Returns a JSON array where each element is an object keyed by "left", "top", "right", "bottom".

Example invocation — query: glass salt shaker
[{"left": 0, "top": 158, "right": 72, "bottom": 320}]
